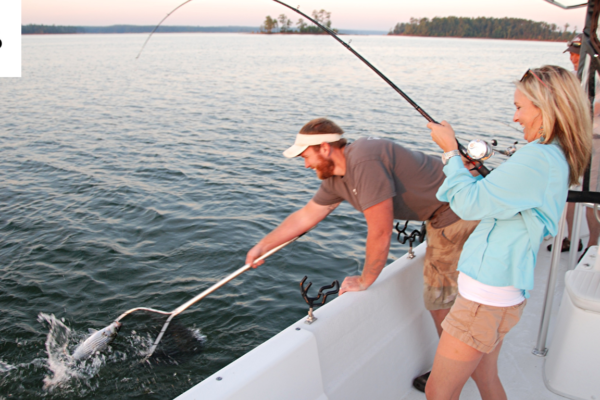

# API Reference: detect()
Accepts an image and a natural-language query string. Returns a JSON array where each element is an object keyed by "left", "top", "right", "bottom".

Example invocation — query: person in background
[
  {"left": 565, "top": 33, "right": 581, "bottom": 71},
  {"left": 425, "top": 66, "right": 592, "bottom": 400},
  {"left": 549, "top": 33, "right": 599, "bottom": 255},
  {"left": 245, "top": 118, "right": 478, "bottom": 392}
]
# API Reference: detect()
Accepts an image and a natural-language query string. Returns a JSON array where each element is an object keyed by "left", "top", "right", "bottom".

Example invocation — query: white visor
[{"left": 282, "top": 133, "right": 343, "bottom": 158}]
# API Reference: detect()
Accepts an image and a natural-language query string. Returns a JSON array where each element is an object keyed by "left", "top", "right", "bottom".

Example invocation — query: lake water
[{"left": 0, "top": 33, "right": 572, "bottom": 399}]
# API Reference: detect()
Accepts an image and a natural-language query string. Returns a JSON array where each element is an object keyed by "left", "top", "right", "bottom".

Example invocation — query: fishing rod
[
  {"left": 273, "top": 0, "right": 490, "bottom": 177},
  {"left": 134, "top": 0, "right": 490, "bottom": 175}
]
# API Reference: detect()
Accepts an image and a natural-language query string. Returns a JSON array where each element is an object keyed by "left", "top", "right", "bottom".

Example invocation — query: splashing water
[
  {"left": 38, "top": 313, "right": 80, "bottom": 389},
  {"left": 36, "top": 313, "right": 208, "bottom": 394},
  {"left": 0, "top": 360, "right": 16, "bottom": 374},
  {"left": 188, "top": 328, "right": 208, "bottom": 344},
  {"left": 37, "top": 313, "right": 113, "bottom": 393}
]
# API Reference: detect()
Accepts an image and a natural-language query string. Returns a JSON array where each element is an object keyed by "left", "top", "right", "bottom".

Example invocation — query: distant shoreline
[
  {"left": 21, "top": 24, "right": 386, "bottom": 36},
  {"left": 389, "top": 16, "right": 574, "bottom": 42},
  {"left": 21, "top": 31, "right": 568, "bottom": 43},
  {"left": 21, "top": 25, "right": 259, "bottom": 35},
  {"left": 387, "top": 33, "right": 568, "bottom": 42},
  {"left": 21, "top": 25, "right": 568, "bottom": 42}
]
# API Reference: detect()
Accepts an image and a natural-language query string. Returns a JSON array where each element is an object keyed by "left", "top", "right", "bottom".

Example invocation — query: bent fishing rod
[
  {"left": 273, "top": 0, "right": 490, "bottom": 177},
  {"left": 135, "top": 0, "right": 489, "bottom": 175}
]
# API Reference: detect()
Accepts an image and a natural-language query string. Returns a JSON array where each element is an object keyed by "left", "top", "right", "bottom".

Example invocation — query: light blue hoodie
[{"left": 437, "top": 140, "right": 568, "bottom": 298}]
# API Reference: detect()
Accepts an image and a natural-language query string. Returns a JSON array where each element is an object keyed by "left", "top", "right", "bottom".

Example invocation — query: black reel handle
[{"left": 300, "top": 276, "right": 340, "bottom": 309}]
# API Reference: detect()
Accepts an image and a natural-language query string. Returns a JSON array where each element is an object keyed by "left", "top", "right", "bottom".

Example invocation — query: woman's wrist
[
  {"left": 440, "top": 142, "right": 459, "bottom": 152},
  {"left": 442, "top": 149, "right": 461, "bottom": 165}
]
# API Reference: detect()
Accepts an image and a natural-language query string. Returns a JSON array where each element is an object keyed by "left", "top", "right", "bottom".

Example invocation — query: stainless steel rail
[
  {"left": 533, "top": 207, "right": 567, "bottom": 356},
  {"left": 568, "top": 203, "right": 585, "bottom": 270}
]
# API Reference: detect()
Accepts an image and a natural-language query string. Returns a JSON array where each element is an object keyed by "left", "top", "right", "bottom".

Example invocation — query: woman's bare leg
[
  {"left": 471, "top": 340, "right": 506, "bottom": 400},
  {"left": 425, "top": 331, "right": 483, "bottom": 400}
]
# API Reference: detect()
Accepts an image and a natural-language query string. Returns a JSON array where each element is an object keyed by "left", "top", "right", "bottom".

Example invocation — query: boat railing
[
  {"left": 534, "top": 194, "right": 600, "bottom": 356},
  {"left": 533, "top": 207, "right": 568, "bottom": 356}
]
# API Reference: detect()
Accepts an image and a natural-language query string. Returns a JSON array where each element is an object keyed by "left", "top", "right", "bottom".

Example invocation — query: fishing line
[
  {"left": 135, "top": 0, "right": 490, "bottom": 175},
  {"left": 273, "top": 0, "right": 490, "bottom": 177},
  {"left": 136, "top": 0, "right": 195, "bottom": 59},
  {"left": 498, "top": 120, "right": 523, "bottom": 134}
]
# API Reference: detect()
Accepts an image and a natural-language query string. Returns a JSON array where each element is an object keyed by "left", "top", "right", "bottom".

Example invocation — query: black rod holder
[{"left": 299, "top": 276, "right": 340, "bottom": 324}]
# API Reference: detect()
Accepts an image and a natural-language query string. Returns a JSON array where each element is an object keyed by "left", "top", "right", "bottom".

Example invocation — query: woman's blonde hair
[{"left": 515, "top": 65, "right": 592, "bottom": 186}]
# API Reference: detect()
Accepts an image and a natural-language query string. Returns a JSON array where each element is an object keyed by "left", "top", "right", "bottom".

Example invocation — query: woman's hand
[
  {"left": 461, "top": 155, "right": 480, "bottom": 177},
  {"left": 427, "top": 120, "right": 459, "bottom": 152}
]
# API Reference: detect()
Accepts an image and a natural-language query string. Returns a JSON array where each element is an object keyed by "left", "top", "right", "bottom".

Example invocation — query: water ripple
[{"left": 0, "top": 33, "right": 572, "bottom": 399}]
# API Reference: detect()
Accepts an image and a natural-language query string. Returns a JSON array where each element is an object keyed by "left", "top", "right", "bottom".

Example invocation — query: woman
[{"left": 425, "top": 65, "right": 592, "bottom": 400}]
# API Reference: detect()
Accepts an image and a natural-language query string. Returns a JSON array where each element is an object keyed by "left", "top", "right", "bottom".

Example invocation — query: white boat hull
[
  {"left": 176, "top": 244, "right": 438, "bottom": 400},
  {"left": 177, "top": 238, "right": 596, "bottom": 400}
]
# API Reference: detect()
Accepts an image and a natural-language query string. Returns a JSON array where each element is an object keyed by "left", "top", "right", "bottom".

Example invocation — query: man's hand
[
  {"left": 245, "top": 244, "right": 265, "bottom": 268},
  {"left": 338, "top": 199, "right": 393, "bottom": 296},
  {"left": 340, "top": 275, "right": 369, "bottom": 295}
]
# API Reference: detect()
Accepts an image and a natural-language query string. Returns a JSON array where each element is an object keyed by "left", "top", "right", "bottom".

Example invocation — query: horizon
[{"left": 22, "top": 0, "right": 587, "bottom": 33}]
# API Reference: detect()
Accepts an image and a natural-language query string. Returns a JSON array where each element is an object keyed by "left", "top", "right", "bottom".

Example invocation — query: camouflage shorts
[{"left": 423, "top": 218, "right": 479, "bottom": 311}]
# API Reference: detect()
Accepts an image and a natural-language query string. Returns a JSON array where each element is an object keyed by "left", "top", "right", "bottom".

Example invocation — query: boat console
[{"left": 544, "top": 246, "right": 600, "bottom": 399}]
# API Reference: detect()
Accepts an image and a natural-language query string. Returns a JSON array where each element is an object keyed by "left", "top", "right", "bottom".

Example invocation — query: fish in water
[{"left": 72, "top": 321, "right": 121, "bottom": 361}]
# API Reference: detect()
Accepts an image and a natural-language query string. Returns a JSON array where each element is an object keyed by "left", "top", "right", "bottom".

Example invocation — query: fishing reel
[{"left": 466, "top": 139, "right": 518, "bottom": 161}]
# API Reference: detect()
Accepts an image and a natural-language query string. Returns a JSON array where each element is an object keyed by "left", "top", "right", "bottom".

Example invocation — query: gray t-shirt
[{"left": 313, "top": 137, "right": 458, "bottom": 225}]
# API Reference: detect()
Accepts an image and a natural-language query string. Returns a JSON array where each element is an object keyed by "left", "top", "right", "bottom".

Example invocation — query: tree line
[
  {"left": 260, "top": 10, "right": 337, "bottom": 34},
  {"left": 21, "top": 25, "right": 257, "bottom": 34},
  {"left": 22, "top": 25, "right": 83, "bottom": 34},
  {"left": 389, "top": 17, "right": 576, "bottom": 41}
]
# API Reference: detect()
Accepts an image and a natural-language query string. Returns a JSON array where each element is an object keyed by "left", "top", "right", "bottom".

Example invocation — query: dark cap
[{"left": 564, "top": 33, "right": 582, "bottom": 54}]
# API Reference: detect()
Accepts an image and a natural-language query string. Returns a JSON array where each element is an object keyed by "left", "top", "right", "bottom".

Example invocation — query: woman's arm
[{"left": 438, "top": 145, "right": 551, "bottom": 221}]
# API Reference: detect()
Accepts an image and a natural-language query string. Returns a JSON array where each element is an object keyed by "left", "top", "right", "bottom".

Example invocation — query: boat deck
[
  {"left": 404, "top": 235, "right": 592, "bottom": 400},
  {"left": 176, "top": 231, "right": 597, "bottom": 400}
]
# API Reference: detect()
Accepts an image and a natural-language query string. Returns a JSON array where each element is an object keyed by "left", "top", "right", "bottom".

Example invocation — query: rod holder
[
  {"left": 300, "top": 276, "right": 339, "bottom": 324},
  {"left": 395, "top": 221, "right": 426, "bottom": 259}
]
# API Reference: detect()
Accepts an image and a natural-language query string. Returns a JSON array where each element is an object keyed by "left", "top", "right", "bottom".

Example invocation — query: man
[
  {"left": 551, "top": 33, "right": 600, "bottom": 254},
  {"left": 246, "top": 118, "right": 478, "bottom": 391},
  {"left": 564, "top": 33, "right": 581, "bottom": 72}
]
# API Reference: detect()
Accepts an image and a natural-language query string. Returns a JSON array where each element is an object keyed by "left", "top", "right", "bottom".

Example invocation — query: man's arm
[
  {"left": 339, "top": 198, "right": 393, "bottom": 295},
  {"left": 246, "top": 199, "right": 340, "bottom": 267}
]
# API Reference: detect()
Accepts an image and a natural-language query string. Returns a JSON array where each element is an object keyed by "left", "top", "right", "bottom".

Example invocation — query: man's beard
[{"left": 315, "top": 155, "right": 335, "bottom": 180}]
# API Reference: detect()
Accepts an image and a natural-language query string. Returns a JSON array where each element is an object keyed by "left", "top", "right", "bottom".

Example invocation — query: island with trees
[
  {"left": 388, "top": 16, "right": 575, "bottom": 41},
  {"left": 259, "top": 10, "right": 337, "bottom": 34}
]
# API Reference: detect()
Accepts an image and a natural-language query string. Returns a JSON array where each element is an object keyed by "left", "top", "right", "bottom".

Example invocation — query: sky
[{"left": 22, "top": 0, "right": 588, "bottom": 32}]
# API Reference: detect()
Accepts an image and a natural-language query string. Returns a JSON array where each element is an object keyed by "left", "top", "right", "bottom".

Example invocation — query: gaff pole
[{"left": 273, "top": 0, "right": 490, "bottom": 177}]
